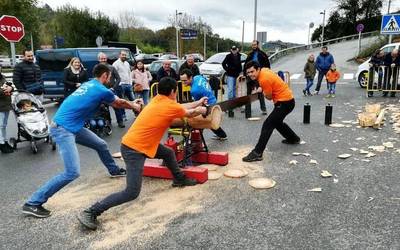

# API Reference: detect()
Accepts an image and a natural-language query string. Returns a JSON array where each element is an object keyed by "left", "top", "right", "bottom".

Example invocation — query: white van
[{"left": 356, "top": 42, "right": 400, "bottom": 88}]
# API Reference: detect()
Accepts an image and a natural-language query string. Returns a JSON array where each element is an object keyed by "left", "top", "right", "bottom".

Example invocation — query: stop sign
[{"left": 0, "top": 15, "right": 25, "bottom": 42}]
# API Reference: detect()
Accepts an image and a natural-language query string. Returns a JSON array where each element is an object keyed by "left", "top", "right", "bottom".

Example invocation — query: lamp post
[
  {"left": 175, "top": 10, "right": 182, "bottom": 59},
  {"left": 320, "top": 10, "right": 326, "bottom": 45},
  {"left": 308, "top": 22, "right": 314, "bottom": 49}
]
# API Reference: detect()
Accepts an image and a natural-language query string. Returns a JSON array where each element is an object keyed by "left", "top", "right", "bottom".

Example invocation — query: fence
[
  {"left": 268, "top": 31, "right": 380, "bottom": 64},
  {"left": 367, "top": 65, "right": 400, "bottom": 96}
]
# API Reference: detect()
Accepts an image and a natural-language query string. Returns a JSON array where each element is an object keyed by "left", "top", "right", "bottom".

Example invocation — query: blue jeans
[
  {"left": 304, "top": 78, "right": 314, "bottom": 94},
  {"left": 226, "top": 76, "right": 236, "bottom": 100},
  {"left": 328, "top": 82, "right": 336, "bottom": 94},
  {"left": 315, "top": 70, "right": 328, "bottom": 92},
  {"left": 114, "top": 84, "right": 134, "bottom": 122},
  {"left": 0, "top": 111, "right": 10, "bottom": 144},
  {"left": 134, "top": 89, "right": 149, "bottom": 105},
  {"left": 27, "top": 125, "right": 121, "bottom": 205}
]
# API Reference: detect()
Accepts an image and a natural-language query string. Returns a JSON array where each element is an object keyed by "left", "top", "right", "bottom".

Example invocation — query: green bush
[{"left": 357, "top": 36, "right": 387, "bottom": 59}]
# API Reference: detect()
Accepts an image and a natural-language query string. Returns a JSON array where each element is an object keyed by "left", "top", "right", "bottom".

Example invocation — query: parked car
[
  {"left": 183, "top": 53, "right": 204, "bottom": 62},
  {"left": 147, "top": 59, "right": 183, "bottom": 84},
  {"left": 36, "top": 47, "right": 134, "bottom": 101},
  {"left": 356, "top": 42, "right": 400, "bottom": 88},
  {"left": 0, "top": 56, "right": 12, "bottom": 68},
  {"left": 159, "top": 54, "right": 178, "bottom": 60},
  {"left": 15, "top": 55, "right": 24, "bottom": 64},
  {"left": 199, "top": 52, "right": 247, "bottom": 81},
  {"left": 134, "top": 53, "right": 159, "bottom": 65}
]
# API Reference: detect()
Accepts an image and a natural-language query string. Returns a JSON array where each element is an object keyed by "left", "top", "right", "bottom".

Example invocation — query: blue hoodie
[
  {"left": 190, "top": 75, "right": 217, "bottom": 105},
  {"left": 316, "top": 52, "right": 334, "bottom": 71}
]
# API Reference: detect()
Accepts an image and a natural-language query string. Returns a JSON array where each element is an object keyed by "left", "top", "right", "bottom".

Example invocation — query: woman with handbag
[
  {"left": 132, "top": 61, "right": 152, "bottom": 105},
  {"left": 63, "top": 57, "right": 88, "bottom": 98}
]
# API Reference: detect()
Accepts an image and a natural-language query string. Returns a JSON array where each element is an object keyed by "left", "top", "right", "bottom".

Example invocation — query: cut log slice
[
  {"left": 208, "top": 171, "right": 223, "bottom": 180},
  {"left": 248, "top": 178, "right": 276, "bottom": 189},
  {"left": 224, "top": 169, "right": 248, "bottom": 178}
]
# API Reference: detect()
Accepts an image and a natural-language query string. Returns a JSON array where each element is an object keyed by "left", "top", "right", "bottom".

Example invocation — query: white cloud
[{"left": 38, "top": 0, "right": 369, "bottom": 43}]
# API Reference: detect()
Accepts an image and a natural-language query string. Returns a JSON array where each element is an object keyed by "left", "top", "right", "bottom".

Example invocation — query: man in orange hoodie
[
  {"left": 242, "top": 61, "right": 300, "bottom": 162},
  {"left": 325, "top": 63, "right": 340, "bottom": 98}
]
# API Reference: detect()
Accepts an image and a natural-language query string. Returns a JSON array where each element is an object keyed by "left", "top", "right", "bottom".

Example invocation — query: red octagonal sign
[{"left": 0, "top": 15, "right": 25, "bottom": 42}]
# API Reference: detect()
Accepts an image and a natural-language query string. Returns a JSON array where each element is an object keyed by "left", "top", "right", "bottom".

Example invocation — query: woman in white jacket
[{"left": 131, "top": 61, "right": 152, "bottom": 105}]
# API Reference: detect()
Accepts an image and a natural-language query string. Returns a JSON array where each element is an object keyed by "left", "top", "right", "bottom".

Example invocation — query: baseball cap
[{"left": 231, "top": 45, "right": 238, "bottom": 50}]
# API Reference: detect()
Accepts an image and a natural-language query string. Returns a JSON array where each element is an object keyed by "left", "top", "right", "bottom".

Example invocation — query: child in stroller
[
  {"left": 86, "top": 103, "right": 112, "bottom": 137},
  {"left": 10, "top": 91, "right": 56, "bottom": 153}
]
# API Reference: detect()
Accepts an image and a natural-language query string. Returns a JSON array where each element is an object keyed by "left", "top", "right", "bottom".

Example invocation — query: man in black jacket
[
  {"left": 13, "top": 50, "right": 43, "bottom": 101},
  {"left": 156, "top": 60, "right": 178, "bottom": 81},
  {"left": 179, "top": 55, "right": 200, "bottom": 76},
  {"left": 383, "top": 49, "right": 400, "bottom": 97},
  {"left": 244, "top": 40, "right": 270, "bottom": 118},
  {"left": 222, "top": 45, "right": 242, "bottom": 117}
]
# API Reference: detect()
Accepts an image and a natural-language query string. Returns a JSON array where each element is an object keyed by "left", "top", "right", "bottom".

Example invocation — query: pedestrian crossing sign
[{"left": 381, "top": 14, "right": 400, "bottom": 34}]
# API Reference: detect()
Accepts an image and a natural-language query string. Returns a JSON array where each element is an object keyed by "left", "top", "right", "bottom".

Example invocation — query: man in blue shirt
[
  {"left": 314, "top": 46, "right": 334, "bottom": 95},
  {"left": 22, "top": 64, "right": 143, "bottom": 218},
  {"left": 180, "top": 69, "right": 227, "bottom": 140}
]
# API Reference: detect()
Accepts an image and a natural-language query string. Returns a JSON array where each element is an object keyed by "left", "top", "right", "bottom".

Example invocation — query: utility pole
[
  {"left": 253, "top": 0, "right": 257, "bottom": 40},
  {"left": 242, "top": 20, "right": 245, "bottom": 49},
  {"left": 175, "top": 10, "right": 182, "bottom": 59},
  {"left": 203, "top": 28, "right": 207, "bottom": 60}
]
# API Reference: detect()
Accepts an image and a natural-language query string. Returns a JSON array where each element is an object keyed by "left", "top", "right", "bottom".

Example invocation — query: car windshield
[
  {"left": 149, "top": 61, "right": 178, "bottom": 72},
  {"left": 205, "top": 53, "right": 227, "bottom": 64}
]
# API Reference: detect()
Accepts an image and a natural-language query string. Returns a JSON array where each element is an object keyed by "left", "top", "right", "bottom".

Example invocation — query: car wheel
[{"left": 358, "top": 71, "right": 368, "bottom": 88}]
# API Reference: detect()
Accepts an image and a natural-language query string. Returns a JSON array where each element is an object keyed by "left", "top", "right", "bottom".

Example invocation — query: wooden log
[{"left": 373, "top": 109, "right": 386, "bottom": 129}]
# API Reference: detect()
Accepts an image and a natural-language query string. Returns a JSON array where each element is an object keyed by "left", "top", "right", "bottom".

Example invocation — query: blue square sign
[{"left": 381, "top": 14, "right": 400, "bottom": 34}]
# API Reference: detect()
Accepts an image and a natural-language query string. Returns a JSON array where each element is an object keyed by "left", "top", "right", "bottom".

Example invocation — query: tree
[
  {"left": 0, "top": 0, "right": 40, "bottom": 54},
  {"left": 361, "top": 0, "right": 382, "bottom": 19},
  {"left": 117, "top": 10, "right": 143, "bottom": 29}
]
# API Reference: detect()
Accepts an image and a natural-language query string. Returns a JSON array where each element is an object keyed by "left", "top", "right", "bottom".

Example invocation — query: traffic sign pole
[
  {"left": 358, "top": 31, "right": 362, "bottom": 55},
  {"left": 10, "top": 42, "right": 16, "bottom": 67}
]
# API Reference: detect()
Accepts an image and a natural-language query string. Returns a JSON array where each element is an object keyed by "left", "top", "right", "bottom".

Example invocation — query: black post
[
  {"left": 303, "top": 103, "right": 311, "bottom": 124},
  {"left": 325, "top": 103, "right": 332, "bottom": 125}
]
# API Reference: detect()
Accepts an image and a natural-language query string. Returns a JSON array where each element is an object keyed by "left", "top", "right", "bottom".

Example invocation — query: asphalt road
[{"left": 1, "top": 38, "right": 400, "bottom": 250}]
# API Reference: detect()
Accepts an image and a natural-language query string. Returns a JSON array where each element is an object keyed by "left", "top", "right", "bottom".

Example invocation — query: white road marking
[
  {"left": 290, "top": 81, "right": 350, "bottom": 85},
  {"left": 290, "top": 73, "right": 302, "bottom": 80},
  {"left": 343, "top": 73, "right": 354, "bottom": 80}
]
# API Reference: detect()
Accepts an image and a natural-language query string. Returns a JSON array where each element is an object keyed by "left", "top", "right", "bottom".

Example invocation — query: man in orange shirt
[
  {"left": 242, "top": 61, "right": 300, "bottom": 162},
  {"left": 78, "top": 77, "right": 208, "bottom": 230}
]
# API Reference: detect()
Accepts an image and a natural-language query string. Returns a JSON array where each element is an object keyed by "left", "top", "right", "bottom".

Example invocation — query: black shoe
[
  {"left": 261, "top": 110, "right": 268, "bottom": 115},
  {"left": 228, "top": 110, "right": 234, "bottom": 118},
  {"left": 118, "top": 122, "right": 125, "bottom": 128},
  {"left": 77, "top": 209, "right": 98, "bottom": 230},
  {"left": 281, "top": 139, "right": 300, "bottom": 144},
  {"left": 242, "top": 151, "right": 263, "bottom": 162},
  {"left": 0, "top": 143, "right": 13, "bottom": 153},
  {"left": 110, "top": 168, "right": 126, "bottom": 178},
  {"left": 22, "top": 203, "right": 51, "bottom": 218},
  {"left": 172, "top": 177, "right": 198, "bottom": 187},
  {"left": 302, "top": 89, "right": 307, "bottom": 96}
]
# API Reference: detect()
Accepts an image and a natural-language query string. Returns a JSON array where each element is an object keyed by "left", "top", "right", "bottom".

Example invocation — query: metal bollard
[
  {"left": 303, "top": 103, "right": 311, "bottom": 124},
  {"left": 325, "top": 103, "right": 333, "bottom": 125}
]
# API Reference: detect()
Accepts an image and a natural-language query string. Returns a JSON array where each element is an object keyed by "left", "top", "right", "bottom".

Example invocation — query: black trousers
[
  {"left": 211, "top": 127, "right": 227, "bottom": 138},
  {"left": 254, "top": 99, "right": 300, "bottom": 154},
  {"left": 245, "top": 78, "right": 266, "bottom": 118}
]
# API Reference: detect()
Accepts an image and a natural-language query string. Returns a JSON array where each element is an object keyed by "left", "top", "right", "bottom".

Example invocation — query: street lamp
[
  {"left": 175, "top": 10, "right": 182, "bottom": 59},
  {"left": 320, "top": 10, "right": 326, "bottom": 45},
  {"left": 308, "top": 22, "right": 314, "bottom": 48}
]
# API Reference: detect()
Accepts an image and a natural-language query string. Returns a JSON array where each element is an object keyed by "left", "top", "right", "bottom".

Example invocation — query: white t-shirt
[{"left": 112, "top": 59, "right": 132, "bottom": 85}]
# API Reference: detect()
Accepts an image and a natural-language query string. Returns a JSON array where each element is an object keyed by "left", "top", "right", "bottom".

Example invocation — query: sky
[{"left": 39, "top": 0, "right": 396, "bottom": 44}]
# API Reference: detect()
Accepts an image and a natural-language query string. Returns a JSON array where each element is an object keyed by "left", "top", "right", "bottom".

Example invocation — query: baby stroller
[
  {"left": 9, "top": 91, "right": 56, "bottom": 154},
  {"left": 85, "top": 103, "right": 112, "bottom": 137}
]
